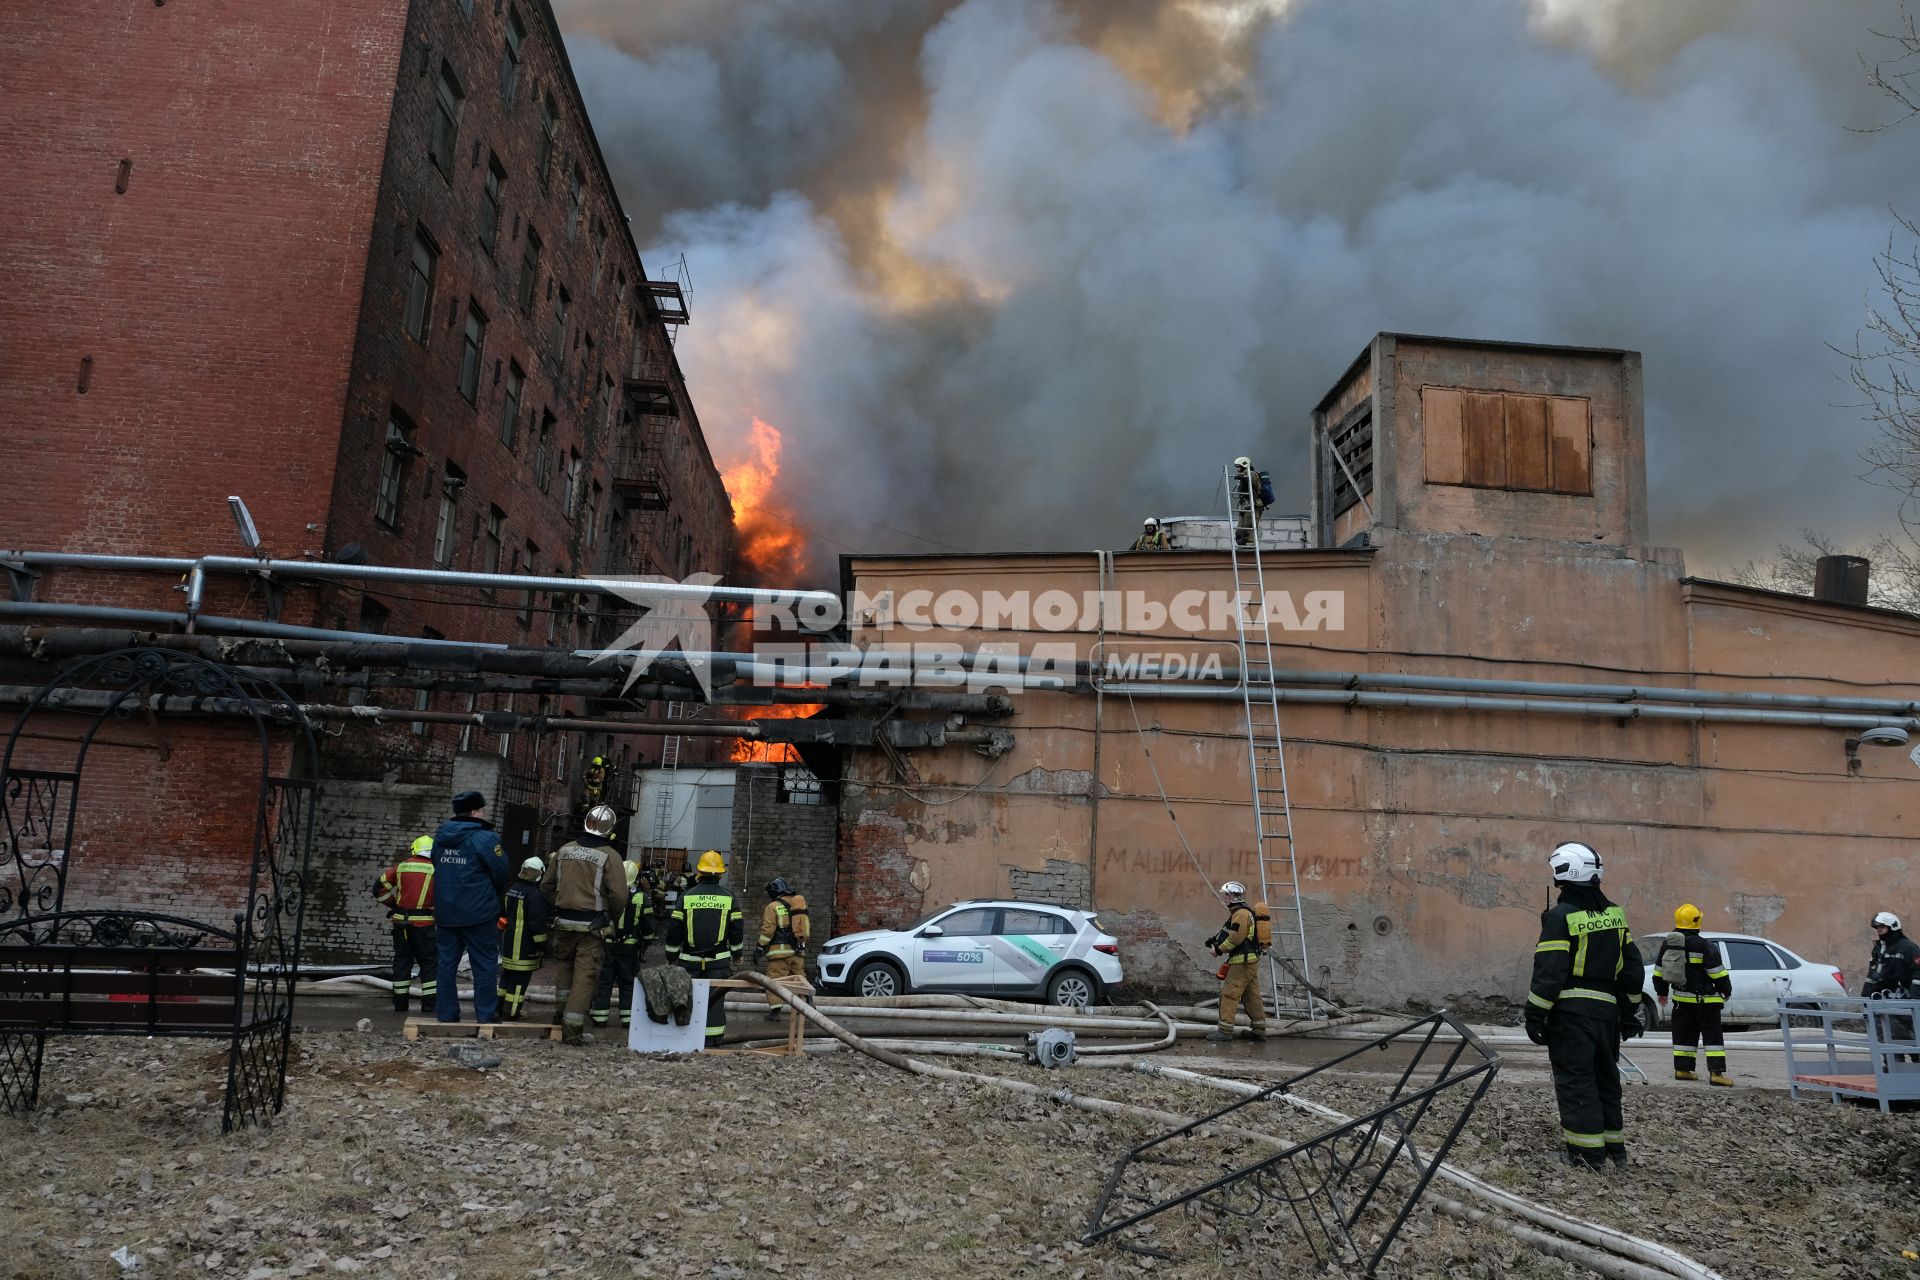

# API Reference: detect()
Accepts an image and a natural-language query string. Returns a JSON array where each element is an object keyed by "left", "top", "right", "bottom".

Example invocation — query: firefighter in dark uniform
[
  {"left": 1651, "top": 904, "right": 1732, "bottom": 1084},
  {"left": 668, "top": 849, "right": 743, "bottom": 1046},
  {"left": 591, "top": 861, "right": 652, "bottom": 1030},
  {"left": 1524, "top": 841, "right": 1646, "bottom": 1169},
  {"left": 497, "top": 855, "right": 550, "bottom": 1021},
  {"left": 375, "top": 835, "right": 437, "bottom": 1013},
  {"left": 757, "top": 876, "right": 809, "bottom": 1020}
]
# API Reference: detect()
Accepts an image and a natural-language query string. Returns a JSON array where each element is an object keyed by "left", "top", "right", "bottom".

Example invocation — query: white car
[
  {"left": 814, "top": 899, "right": 1125, "bottom": 1008},
  {"left": 1638, "top": 931, "right": 1848, "bottom": 1027}
]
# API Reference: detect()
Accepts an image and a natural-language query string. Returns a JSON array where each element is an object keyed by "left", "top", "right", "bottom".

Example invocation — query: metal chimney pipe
[{"left": 1812, "top": 555, "right": 1870, "bottom": 606}]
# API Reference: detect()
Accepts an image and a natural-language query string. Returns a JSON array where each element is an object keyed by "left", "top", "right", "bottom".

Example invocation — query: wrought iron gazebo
[{"left": 0, "top": 648, "right": 317, "bottom": 1131}]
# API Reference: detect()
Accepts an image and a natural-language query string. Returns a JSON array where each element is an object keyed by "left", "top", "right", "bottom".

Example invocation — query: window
[
  {"left": 1720, "top": 939, "right": 1783, "bottom": 971},
  {"left": 596, "top": 372, "right": 614, "bottom": 432},
  {"left": 479, "top": 154, "right": 505, "bottom": 255},
  {"left": 930, "top": 908, "right": 996, "bottom": 938},
  {"left": 376, "top": 411, "right": 414, "bottom": 527},
  {"left": 358, "top": 596, "right": 391, "bottom": 635},
  {"left": 534, "top": 412, "right": 554, "bottom": 491},
  {"left": 518, "top": 540, "right": 538, "bottom": 624},
  {"left": 500, "top": 360, "right": 524, "bottom": 447},
  {"left": 517, "top": 226, "right": 540, "bottom": 313},
  {"left": 1422, "top": 386, "right": 1592, "bottom": 496},
  {"left": 430, "top": 63, "right": 463, "bottom": 178},
  {"left": 459, "top": 303, "right": 487, "bottom": 403},
  {"left": 433, "top": 464, "right": 465, "bottom": 567},
  {"left": 998, "top": 909, "right": 1070, "bottom": 936},
  {"left": 483, "top": 505, "right": 504, "bottom": 575},
  {"left": 537, "top": 95, "right": 557, "bottom": 190},
  {"left": 549, "top": 286, "right": 570, "bottom": 363},
  {"left": 404, "top": 230, "right": 438, "bottom": 342},
  {"left": 584, "top": 481, "right": 600, "bottom": 546},
  {"left": 578, "top": 335, "right": 594, "bottom": 398},
  {"left": 591, "top": 222, "right": 607, "bottom": 295},
  {"left": 563, "top": 448, "right": 581, "bottom": 516},
  {"left": 567, "top": 165, "right": 584, "bottom": 241},
  {"left": 499, "top": 7, "right": 525, "bottom": 106}
]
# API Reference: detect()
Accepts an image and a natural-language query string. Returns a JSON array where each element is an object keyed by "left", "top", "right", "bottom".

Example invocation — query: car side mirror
[{"left": 919, "top": 924, "right": 945, "bottom": 938}]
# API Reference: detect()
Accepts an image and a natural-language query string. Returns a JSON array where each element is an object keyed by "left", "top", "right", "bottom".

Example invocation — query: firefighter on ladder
[
  {"left": 583, "top": 754, "right": 607, "bottom": 803},
  {"left": 375, "top": 835, "right": 437, "bottom": 1014},
  {"left": 758, "top": 876, "right": 809, "bottom": 1020},
  {"left": 497, "top": 856, "right": 549, "bottom": 1021},
  {"left": 668, "top": 850, "right": 743, "bottom": 1046},
  {"left": 1205, "top": 881, "right": 1268, "bottom": 1043},
  {"left": 1524, "top": 842, "right": 1646, "bottom": 1169},
  {"left": 1230, "top": 457, "right": 1270, "bottom": 548},
  {"left": 1652, "top": 904, "right": 1732, "bottom": 1084}
]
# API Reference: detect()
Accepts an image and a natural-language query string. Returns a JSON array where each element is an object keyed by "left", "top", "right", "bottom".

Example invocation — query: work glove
[
  {"left": 1618, "top": 1007, "right": 1644, "bottom": 1042},
  {"left": 1523, "top": 1009, "right": 1548, "bottom": 1046}
]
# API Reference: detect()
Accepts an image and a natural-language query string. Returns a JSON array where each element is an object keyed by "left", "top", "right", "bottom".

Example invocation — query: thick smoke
[{"left": 558, "top": 0, "right": 1920, "bottom": 581}]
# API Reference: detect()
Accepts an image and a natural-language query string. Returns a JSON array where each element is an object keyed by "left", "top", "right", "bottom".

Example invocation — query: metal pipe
[
  {"left": 0, "top": 602, "right": 515, "bottom": 649},
  {"left": 3, "top": 548, "right": 838, "bottom": 613},
  {"left": 1103, "top": 682, "right": 1920, "bottom": 732}
]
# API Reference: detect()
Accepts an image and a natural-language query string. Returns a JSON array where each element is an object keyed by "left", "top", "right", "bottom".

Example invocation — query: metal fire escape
[{"left": 1224, "top": 463, "right": 1317, "bottom": 1018}]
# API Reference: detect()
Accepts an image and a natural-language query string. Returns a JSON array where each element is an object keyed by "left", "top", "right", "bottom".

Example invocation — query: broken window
[
  {"left": 432, "top": 464, "right": 464, "bottom": 568},
  {"left": 459, "top": 302, "right": 487, "bottom": 403},
  {"left": 376, "top": 409, "right": 415, "bottom": 528},
  {"left": 1327, "top": 405, "right": 1374, "bottom": 518},
  {"left": 404, "top": 229, "right": 437, "bottom": 342},
  {"left": 430, "top": 63, "right": 463, "bottom": 178},
  {"left": 1421, "top": 386, "right": 1592, "bottom": 496}
]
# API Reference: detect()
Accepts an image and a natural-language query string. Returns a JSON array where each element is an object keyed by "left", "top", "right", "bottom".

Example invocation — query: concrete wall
[{"left": 304, "top": 781, "right": 447, "bottom": 964}]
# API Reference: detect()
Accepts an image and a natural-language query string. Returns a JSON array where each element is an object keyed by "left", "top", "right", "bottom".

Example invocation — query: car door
[
  {"left": 1716, "top": 936, "right": 1791, "bottom": 1019},
  {"left": 907, "top": 907, "right": 1001, "bottom": 990},
  {"left": 992, "top": 907, "right": 1073, "bottom": 994}
]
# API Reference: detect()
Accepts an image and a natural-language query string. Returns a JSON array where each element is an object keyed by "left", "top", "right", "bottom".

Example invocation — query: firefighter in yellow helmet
[
  {"left": 1205, "top": 881, "right": 1267, "bottom": 1042},
  {"left": 757, "top": 876, "right": 810, "bottom": 1020},
  {"left": 667, "top": 850, "right": 743, "bottom": 1046},
  {"left": 583, "top": 754, "right": 607, "bottom": 803},
  {"left": 374, "top": 835, "right": 437, "bottom": 1013},
  {"left": 1652, "top": 903, "right": 1733, "bottom": 1084}
]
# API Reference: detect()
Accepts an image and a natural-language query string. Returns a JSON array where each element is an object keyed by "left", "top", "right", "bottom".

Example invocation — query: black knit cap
[{"left": 452, "top": 790, "right": 486, "bottom": 814}]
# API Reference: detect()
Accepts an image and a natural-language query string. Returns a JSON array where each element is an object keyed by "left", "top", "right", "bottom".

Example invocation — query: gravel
[{"left": 3, "top": 1031, "right": 1918, "bottom": 1280}]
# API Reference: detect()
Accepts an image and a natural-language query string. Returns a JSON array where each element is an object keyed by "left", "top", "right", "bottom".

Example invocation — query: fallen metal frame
[{"left": 1082, "top": 1011, "right": 1499, "bottom": 1274}]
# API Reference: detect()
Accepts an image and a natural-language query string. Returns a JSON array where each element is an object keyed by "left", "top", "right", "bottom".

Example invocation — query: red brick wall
[{"left": 0, "top": 0, "right": 410, "bottom": 614}]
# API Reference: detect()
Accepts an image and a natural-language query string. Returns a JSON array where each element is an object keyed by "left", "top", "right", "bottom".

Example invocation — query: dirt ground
[{"left": 4, "top": 1023, "right": 1920, "bottom": 1280}]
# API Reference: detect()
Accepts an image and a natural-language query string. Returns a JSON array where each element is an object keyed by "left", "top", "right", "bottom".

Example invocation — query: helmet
[
  {"left": 1873, "top": 911, "right": 1902, "bottom": 931},
  {"left": 625, "top": 860, "right": 641, "bottom": 889},
  {"left": 410, "top": 834, "right": 434, "bottom": 856},
  {"left": 1234, "top": 456, "right": 1251, "bottom": 470},
  {"left": 583, "top": 805, "right": 618, "bottom": 837},
  {"left": 1674, "top": 903, "right": 1702, "bottom": 930},
  {"left": 1548, "top": 842, "right": 1602, "bottom": 884},
  {"left": 591, "top": 755, "right": 604, "bottom": 767},
  {"left": 696, "top": 849, "right": 726, "bottom": 875},
  {"left": 518, "top": 855, "right": 544, "bottom": 882},
  {"left": 767, "top": 876, "right": 792, "bottom": 898},
  {"left": 1143, "top": 517, "right": 1159, "bottom": 529},
  {"left": 1220, "top": 880, "right": 1246, "bottom": 899}
]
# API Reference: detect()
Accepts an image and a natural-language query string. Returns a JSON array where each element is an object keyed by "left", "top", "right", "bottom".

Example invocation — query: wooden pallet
[{"left": 403, "top": 1017, "right": 561, "bottom": 1042}]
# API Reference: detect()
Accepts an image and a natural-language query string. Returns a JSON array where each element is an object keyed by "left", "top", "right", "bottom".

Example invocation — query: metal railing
[{"left": 1780, "top": 994, "right": 1920, "bottom": 1112}]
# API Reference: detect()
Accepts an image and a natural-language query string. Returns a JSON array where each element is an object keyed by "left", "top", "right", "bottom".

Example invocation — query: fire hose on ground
[{"left": 736, "top": 972, "right": 1725, "bottom": 1280}]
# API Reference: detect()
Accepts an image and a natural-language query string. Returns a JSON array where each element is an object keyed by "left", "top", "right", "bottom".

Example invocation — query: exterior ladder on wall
[
  {"left": 646, "top": 700, "right": 685, "bottom": 866},
  {"left": 1223, "top": 463, "right": 1318, "bottom": 1019}
]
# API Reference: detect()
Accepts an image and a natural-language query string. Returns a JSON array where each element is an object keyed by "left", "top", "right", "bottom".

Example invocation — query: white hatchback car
[
  {"left": 1638, "top": 931, "right": 1848, "bottom": 1027},
  {"left": 814, "top": 899, "right": 1125, "bottom": 1008}
]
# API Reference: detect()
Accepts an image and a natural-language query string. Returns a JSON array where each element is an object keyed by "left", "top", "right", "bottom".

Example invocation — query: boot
[
  {"left": 1673, "top": 1070, "right": 1696, "bottom": 1081},
  {"left": 1248, "top": 1030, "right": 1268, "bottom": 1043},
  {"left": 1205, "top": 1029, "right": 1235, "bottom": 1043},
  {"left": 765, "top": 1009, "right": 784, "bottom": 1021},
  {"left": 1709, "top": 1073, "right": 1734, "bottom": 1087},
  {"left": 392, "top": 998, "right": 410, "bottom": 1014},
  {"left": 561, "top": 1024, "right": 585, "bottom": 1046},
  {"left": 1605, "top": 1146, "right": 1629, "bottom": 1168}
]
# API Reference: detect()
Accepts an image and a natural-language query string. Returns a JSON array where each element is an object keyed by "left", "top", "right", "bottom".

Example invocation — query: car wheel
[
  {"left": 850, "top": 959, "right": 905, "bottom": 999},
  {"left": 1046, "top": 968, "right": 1098, "bottom": 1009},
  {"left": 1784, "top": 1001, "right": 1823, "bottom": 1030}
]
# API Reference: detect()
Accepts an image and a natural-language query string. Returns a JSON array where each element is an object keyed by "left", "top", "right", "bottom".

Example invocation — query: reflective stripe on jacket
[
  {"left": 1651, "top": 931, "right": 1730, "bottom": 1004},
  {"left": 1529, "top": 887, "right": 1645, "bottom": 1020},
  {"left": 670, "top": 880, "right": 742, "bottom": 961},
  {"left": 1220, "top": 904, "right": 1260, "bottom": 964},
  {"left": 759, "top": 895, "right": 809, "bottom": 958},
  {"left": 376, "top": 857, "right": 436, "bottom": 925},
  {"left": 500, "top": 881, "right": 550, "bottom": 967}
]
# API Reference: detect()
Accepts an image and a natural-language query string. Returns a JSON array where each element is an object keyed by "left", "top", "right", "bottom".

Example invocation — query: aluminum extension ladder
[
  {"left": 646, "top": 700, "right": 684, "bottom": 864},
  {"left": 1223, "top": 463, "right": 1317, "bottom": 1018}
]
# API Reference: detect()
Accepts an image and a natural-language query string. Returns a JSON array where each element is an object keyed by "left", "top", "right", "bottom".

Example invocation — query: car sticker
[{"left": 922, "top": 950, "right": 985, "bottom": 964}]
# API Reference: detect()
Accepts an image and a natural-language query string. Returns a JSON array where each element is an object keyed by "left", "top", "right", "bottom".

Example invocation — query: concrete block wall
[
  {"left": 728, "top": 764, "right": 841, "bottom": 946},
  {"left": 304, "top": 780, "right": 447, "bottom": 964}
]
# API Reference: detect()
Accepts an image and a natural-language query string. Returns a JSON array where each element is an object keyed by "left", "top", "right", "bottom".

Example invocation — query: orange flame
[
  {"left": 722, "top": 418, "right": 811, "bottom": 583},
  {"left": 727, "top": 702, "right": 824, "bottom": 765}
]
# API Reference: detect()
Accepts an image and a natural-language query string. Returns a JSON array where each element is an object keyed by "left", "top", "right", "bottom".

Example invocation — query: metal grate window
[{"left": 1328, "top": 405, "right": 1374, "bottom": 518}]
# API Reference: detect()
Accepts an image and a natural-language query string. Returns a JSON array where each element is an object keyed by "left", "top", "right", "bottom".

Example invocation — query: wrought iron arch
[{"left": 0, "top": 647, "right": 319, "bottom": 1130}]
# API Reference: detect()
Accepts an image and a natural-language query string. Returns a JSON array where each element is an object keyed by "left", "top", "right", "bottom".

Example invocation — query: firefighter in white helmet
[
  {"left": 1204, "top": 881, "right": 1267, "bottom": 1043},
  {"left": 539, "top": 805, "right": 626, "bottom": 1044},
  {"left": 497, "top": 855, "right": 549, "bottom": 1021},
  {"left": 1130, "top": 517, "right": 1168, "bottom": 552},
  {"left": 1524, "top": 842, "right": 1646, "bottom": 1169},
  {"left": 1229, "top": 457, "right": 1269, "bottom": 548}
]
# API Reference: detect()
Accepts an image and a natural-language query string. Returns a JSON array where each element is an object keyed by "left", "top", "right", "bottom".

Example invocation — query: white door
[
  {"left": 907, "top": 907, "right": 1001, "bottom": 990},
  {"left": 1716, "top": 937, "right": 1791, "bottom": 1019}
]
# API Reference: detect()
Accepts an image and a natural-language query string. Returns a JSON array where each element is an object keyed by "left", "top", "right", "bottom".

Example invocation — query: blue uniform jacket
[{"left": 430, "top": 817, "right": 509, "bottom": 928}]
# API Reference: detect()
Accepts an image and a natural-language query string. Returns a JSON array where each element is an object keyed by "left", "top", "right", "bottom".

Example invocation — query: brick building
[{"left": 0, "top": 0, "right": 734, "bottom": 959}]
